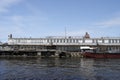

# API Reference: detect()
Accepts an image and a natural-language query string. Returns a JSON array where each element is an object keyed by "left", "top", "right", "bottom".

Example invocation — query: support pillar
[{"left": 55, "top": 51, "right": 59, "bottom": 57}]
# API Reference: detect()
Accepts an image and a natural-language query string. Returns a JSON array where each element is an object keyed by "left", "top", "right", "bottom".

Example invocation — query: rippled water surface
[{"left": 0, "top": 57, "right": 120, "bottom": 80}]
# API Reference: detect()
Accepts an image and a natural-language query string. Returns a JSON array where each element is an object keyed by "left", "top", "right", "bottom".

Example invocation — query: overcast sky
[{"left": 0, "top": 0, "right": 120, "bottom": 42}]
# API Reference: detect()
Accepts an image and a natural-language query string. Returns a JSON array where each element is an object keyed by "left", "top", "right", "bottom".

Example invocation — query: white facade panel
[
  {"left": 85, "top": 39, "right": 92, "bottom": 43},
  {"left": 104, "top": 40, "right": 109, "bottom": 43},
  {"left": 26, "top": 40, "right": 31, "bottom": 43},
  {"left": 98, "top": 40, "right": 102, "bottom": 43},
  {"left": 78, "top": 40, "right": 82, "bottom": 43}
]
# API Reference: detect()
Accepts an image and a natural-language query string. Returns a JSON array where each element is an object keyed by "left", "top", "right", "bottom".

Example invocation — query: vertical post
[
  {"left": 37, "top": 52, "right": 41, "bottom": 56},
  {"left": 55, "top": 51, "right": 59, "bottom": 57}
]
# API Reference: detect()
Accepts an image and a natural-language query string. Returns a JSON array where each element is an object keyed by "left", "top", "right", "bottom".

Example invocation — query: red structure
[
  {"left": 83, "top": 52, "right": 120, "bottom": 58},
  {"left": 84, "top": 32, "right": 90, "bottom": 38}
]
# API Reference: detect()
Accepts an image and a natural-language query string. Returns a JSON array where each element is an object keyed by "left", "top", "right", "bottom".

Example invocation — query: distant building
[{"left": 7, "top": 33, "right": 120, "bottom": 52}]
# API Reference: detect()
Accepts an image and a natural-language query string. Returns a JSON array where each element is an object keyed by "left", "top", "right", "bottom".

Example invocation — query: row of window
[
  {"left": 38, "top": 39, "right": 120, "bottom": 43},
  {"left": 11, "top": 46, "right": 45, "bottom": 49},
  {"left": 99, "top": 47, "right": 120, "bottom": 51},
  {"left": 10, "top": 39, "right": 120, "bottom": 44}
]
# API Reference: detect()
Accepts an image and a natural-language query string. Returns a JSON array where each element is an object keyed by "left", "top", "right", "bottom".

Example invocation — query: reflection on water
[{"left": 0, "top": 57, "right": 120, "bottom": 80}]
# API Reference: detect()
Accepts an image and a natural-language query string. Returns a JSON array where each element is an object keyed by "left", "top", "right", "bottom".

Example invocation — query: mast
[{"left": 65, "top": 27, "right": 67, "bottom": 38}]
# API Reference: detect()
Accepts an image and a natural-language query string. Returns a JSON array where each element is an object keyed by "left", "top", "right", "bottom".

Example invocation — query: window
[
  {"left": 76, "top": 39, "right": 78, "bottom": 43},
  {"left": 64, "top": 39, "right": 65, "bottom": 43},
  {"left": 57, "top": 39, "right": 59, "bottom": 43},
  {"left": 109, "top": 39, "right": 111, "bottom": 43},
  {"left": 73, "top": 39, "right": 75, "bottom": 43},
  {"left": 112, "top": 40, "right": 114, "bottom": 43},
  {"left": 66, "top": 39, "right": 68, "bottom": 43},
  {"left": 60, "top": 39, "right": 62, "bottom": 43}
]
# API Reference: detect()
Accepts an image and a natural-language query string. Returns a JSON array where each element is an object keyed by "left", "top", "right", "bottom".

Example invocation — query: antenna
[{"left": 65, "top": 27, "right": 67, "bottom": 38}]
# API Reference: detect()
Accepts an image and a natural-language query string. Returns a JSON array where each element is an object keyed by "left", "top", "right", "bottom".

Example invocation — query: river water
[{"left": 0, "top": 57, "right": 120, "bottom": 80}]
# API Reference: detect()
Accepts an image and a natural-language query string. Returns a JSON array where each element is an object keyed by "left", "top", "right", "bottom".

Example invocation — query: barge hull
[{"left": 83, "top": 53, "right": 120, "bottom": 58}]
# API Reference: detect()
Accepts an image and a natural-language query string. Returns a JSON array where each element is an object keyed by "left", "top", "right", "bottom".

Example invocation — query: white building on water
[{"left": 7, "top": 32, "right": 120, "bottom": 52}]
